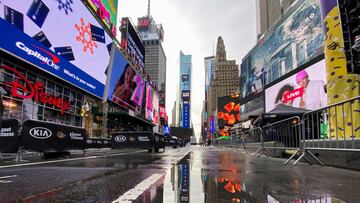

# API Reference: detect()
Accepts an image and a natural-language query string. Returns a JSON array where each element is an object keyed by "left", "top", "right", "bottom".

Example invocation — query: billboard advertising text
[
  {"left": 265, "top": 60, "right": 327, "bottom": 112},
  {"left": 0, "top": 0, "right": 112, "bottom": 98},
  {"left": 217, "top": 95, "right": 240, "bottom": 128},
  {"left": 85, "top": 0, "right": 118, "bottom": 37},
  {"left": 121, "top": 17, "right": 145, "bottom": 71},
  {"left": 239, "top": 0, "right": 324, "bottom": 100},
  {"left": 107, "top": 49, "right": 145, "bottom": 112},
  {"left": 182, "top": 103, "right": 190, "bottom": 128}
]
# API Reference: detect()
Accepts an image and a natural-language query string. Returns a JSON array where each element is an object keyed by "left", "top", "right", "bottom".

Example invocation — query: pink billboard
[{"left": 265, "top": 60, "right": 327, "bottom": 112}]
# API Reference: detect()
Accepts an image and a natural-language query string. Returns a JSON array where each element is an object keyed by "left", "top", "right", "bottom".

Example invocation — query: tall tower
[
  {"left": 179, "top": 51, "right": 192, "bottom": 128},
  {"left": 137, "top": 1, "right": 166, "bottom": 108},
  {"left": 208, "top": 36, "right": 239, "bottom": 118}
]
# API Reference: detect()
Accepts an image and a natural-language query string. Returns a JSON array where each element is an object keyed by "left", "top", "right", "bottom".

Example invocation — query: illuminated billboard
[
  {"left": 265, "top": 60, "right": 327, "bottom": 112},
  {"left": 107, "top": 49, "right": 145, "bottom": 112},
  {"left": 145, "top": 83, "right": 153, "bottom": 121},
  {"left": 84, "top": 0, "right": 118, "bottom": 37},
  {"left": 239, "top": 0, "right": 324, "bottom": 100},
  {"left": 0, "top": 0, "right": 112, "bottom": 98},
  {"left": 217, "top": 95, "right": 240, "bottom": 128},
  {"left": 182, "top": 102, "right": 190, "bottom": 128},
  {"left": 120, "top": 17, "right": 145, "bottom": 71},
  {"left": 152, "top": 92, "right": 159, "bottom": 125}
]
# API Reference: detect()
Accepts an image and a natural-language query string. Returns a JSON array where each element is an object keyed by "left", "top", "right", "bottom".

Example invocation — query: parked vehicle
[
  {"left": 190, "top": 136, "right": 197, "bottom": 145},
  {"left": 165, "top": 136, "right": 179, "bottom": 148}
]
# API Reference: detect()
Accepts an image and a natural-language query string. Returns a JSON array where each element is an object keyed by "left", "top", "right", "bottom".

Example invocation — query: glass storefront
[{"left": 0, "top": 57, "right": 84, "bottom": 127}]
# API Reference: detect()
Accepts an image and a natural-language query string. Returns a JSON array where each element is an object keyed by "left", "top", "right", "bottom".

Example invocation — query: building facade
[
  {"left": 137, "top": 6, "right": 167, "bottom": 108},
  {"left": 256, "top": 0, "right": 296, "bottom": 39},
  {"left": 179, "top": 51, "right": 192, "bottom": 128},
  {"left": 207, "top": 37, "right": 239, "bottom": 118}
]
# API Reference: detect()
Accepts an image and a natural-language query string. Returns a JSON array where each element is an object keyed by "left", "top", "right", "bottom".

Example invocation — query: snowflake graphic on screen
[
  {"left": 75, "top": 18, "right": 97, "bottom": 54},
  {"left": 57, "top": 0, "right": 73, "bottom": 15}
]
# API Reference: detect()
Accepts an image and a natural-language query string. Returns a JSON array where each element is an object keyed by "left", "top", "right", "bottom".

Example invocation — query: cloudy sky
[{"left": 117, "top": 0, "right": 257, "bottom": 138}]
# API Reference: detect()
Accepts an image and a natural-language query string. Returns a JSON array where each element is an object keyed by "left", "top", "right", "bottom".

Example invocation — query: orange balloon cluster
[
  {"left": 217, "top": 177, "right": 242, "bottom": 194},
  {"left": 218, "top": 101, "right": 240, "bottom": 127}
]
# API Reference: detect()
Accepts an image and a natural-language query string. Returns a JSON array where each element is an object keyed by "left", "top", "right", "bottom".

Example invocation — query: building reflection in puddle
[{"left": 162, "top": 151, "right": 346, "bottom": 203}]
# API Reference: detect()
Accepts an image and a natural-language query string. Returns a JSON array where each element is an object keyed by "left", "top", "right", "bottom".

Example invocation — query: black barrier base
[{"left": 42, "top": 151, "right": 71, "bottom": 159}]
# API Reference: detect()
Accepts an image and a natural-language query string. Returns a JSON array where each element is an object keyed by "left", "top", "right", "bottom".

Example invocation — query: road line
[
  {"left": 0, "top": 150, "right": 146, "bottom": 169},
  {"left": 112, "top": 173, "right": 164, "bottom": 203},
  {"left": 0, "top": 175, "right": 18, "bottom": 179}
]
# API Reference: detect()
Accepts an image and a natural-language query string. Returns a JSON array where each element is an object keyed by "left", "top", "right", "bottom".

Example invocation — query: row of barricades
[
  {"left": 0, "top": 119, "right": 112, "bottom": 154},
  {"left": 218, "top": 96, "right": 360, "bottom": 166}
]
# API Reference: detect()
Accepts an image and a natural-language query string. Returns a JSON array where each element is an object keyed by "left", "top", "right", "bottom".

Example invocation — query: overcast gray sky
[{"left": 117, "top": 0, "right": 257, "bottom": 138}]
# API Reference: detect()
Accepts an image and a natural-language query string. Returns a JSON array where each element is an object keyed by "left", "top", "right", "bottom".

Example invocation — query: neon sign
[{"left": 2, "top": 65, "right": 70, "bottom": 115}]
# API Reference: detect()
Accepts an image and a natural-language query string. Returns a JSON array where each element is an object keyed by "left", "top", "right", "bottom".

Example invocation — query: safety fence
[{"left": 218, "top": 96, "right": 360, "bottom": 166}]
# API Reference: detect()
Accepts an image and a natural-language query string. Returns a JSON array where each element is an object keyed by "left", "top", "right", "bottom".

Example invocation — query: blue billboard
[
  {"left": 182, "top": 103, "right": 190, "bottom": 128},
  {"left": 0, "top": 0, "right": 112, "bottom": 98}
]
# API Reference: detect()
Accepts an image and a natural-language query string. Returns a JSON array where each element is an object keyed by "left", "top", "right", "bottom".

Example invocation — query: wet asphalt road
[{"left": 1, "top": 146, "right": 360, "bottom": 202}]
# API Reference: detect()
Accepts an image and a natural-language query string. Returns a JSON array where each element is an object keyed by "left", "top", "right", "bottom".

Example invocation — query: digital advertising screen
[
  {"left": 217, "top": 95, "right": 240, "bottom": 128},
  {"left": 182, "top": 102, "right": 190, "bottom": 128},
  {"left": 265, "top": 60, "right": 327, "bottom": 112},
  {"left": 84, "top": 0, "right": 118, "bottom": 37},
  {"left": 120, "top": 17, "right": 145, "bottom": 71},
  {"left": 152, "top": 92, "right": 159, "bottom": 125},
  {"left": 107, "top": 49, "right": 145, "bottom": 112},
  {"left": 0, "top": 0, "right": 112, "bottom": 98},
  {"left": 145, "top": 83, "right": 153, "bottom": 121},
  {"left": 239, "top": 0, "right": 324, "bottom": 100}
]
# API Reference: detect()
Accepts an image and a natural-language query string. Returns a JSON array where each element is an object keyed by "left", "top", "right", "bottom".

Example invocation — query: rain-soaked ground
[{"left": 1, "top": 146, "right": 360, "bottom": 202}]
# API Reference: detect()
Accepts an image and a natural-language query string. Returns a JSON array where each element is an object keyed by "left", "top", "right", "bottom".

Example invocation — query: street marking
[
  {"left": 0, "top": 150, "right": 146, "bottom": 169},
  {"left": 112, "top": 173, "right": 164, "bottom": 203},
  {"left": 0, "top": 175, "right": 17, "bottom": 183}
]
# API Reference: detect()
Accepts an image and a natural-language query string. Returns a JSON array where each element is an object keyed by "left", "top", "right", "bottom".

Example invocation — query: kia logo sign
[
  {"left": 115, "top": 135, "right": 126, "bottom": 142},
  {"left": 29, "top": 127, "right": 52, "bottom": 139}
]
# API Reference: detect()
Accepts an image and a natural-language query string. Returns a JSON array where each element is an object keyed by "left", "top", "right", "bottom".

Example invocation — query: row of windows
[{"left": 0, "top": 58, "right": 84, "bottom": 127}]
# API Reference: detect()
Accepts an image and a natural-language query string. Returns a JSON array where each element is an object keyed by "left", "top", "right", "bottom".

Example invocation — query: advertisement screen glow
[
  {"left": 108, "top": 49, "right": 145, "bottom": 112},
  {"left": 0, "top": 0, "right": 112, "bottom": 97},
  {"left": 265, "top": 60, "right": 327, "bottom": 112}
]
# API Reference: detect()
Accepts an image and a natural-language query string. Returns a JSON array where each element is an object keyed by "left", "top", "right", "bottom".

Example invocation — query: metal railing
[{"left": 217, "top": 96, "right": 360, "bottom": 167}]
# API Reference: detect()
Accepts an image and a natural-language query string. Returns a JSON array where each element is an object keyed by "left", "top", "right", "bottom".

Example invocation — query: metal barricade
[
  {"left": 260, "top": 116, "right": 302, "bottom": 164},
  {"left": 294, "top": 96, "right": 360, "bottom": 166}
]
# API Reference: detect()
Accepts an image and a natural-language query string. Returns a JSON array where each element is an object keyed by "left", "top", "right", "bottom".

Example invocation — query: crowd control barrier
[
  {"left": 0, "top": 118, "right": 20, "bottom": 153},
  {"left": 218, "top": 96, "right": 360, "bottom": 167},
  {"left": 294, "top": 96, "right": 360, "bottom": 166},
  {"left": 21, "top": 120, "right": 86, "bottom": 152}
]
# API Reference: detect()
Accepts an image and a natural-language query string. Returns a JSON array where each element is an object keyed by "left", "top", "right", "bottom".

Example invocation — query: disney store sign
[{"left": 2, "top": 65, "right": 70, "bottom": 115}]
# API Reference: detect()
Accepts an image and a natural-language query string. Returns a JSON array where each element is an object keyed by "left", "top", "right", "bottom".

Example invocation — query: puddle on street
[{"left": 159, "top": 150, "right": 348, "bottom": 203}]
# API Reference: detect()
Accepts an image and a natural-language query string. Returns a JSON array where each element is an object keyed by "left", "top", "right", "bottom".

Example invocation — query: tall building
[
  {"left": 137, "top": 0, "right": 166, "bottom": 107},
  {"left": 179, "top": 51, "right": 192, "bottom": 128},
  {"left": 171, "top": 101, "right": 177, "bottom": 127},
  {"left": 207, "top": 37, "right": 239, "bottom": 117},
  {"left": 256, "top": 0, "right": 296, "bottom": 39},
  {"left": 202, "top": 56, "right": 215, "bottom": 139}
]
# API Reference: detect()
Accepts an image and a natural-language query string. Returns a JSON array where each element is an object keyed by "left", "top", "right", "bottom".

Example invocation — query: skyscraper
[
  {"left": 207, "top": 36, "right": 239, "bottom": 117},
  {"left": 137, "top": 0, "right": 166, "bottom": 107},
  {"left": 179, "top": 51, "right": 192, "bottom": 128}
]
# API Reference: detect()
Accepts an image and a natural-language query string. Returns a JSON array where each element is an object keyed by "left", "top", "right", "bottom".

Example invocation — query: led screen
[
  {"left": 0, "top": 0, "right": 112, "bottom": 98},
  {"left": 217, "top": 95, "right": 240, "bottom": 128},
  {"left": 84, "top": 0, "right": 118, "bottom": 37},
  {"left": 145, "top": 83, "right": 153, "bottom": 121},
  {"left": 239, "top": 0, "right": 324, "bottom": 100},
  {"left": 265, "top": 60, "right": 327, "bottom": 112},
  {"left": 120, "top": 17, "right": 145, "bottom": 70},
  {"left": 107, "top": 49, "right": 145, "bottom": 112},
  {"left": 152, "top": 92, "right": 159, "bottom": 125}
]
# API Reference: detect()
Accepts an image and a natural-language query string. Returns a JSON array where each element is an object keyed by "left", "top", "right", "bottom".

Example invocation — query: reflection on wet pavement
[{"left": 162, "top": 146, "right": 356, "bottom": 203}]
